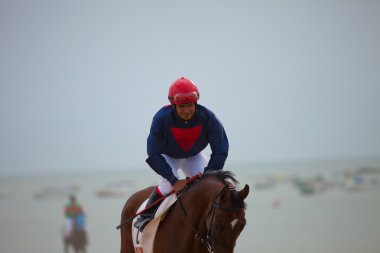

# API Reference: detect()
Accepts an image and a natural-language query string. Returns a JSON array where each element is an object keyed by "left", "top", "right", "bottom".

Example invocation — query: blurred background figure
[{"left": 62, "top": 195, "right": 87, "bottom": 253}]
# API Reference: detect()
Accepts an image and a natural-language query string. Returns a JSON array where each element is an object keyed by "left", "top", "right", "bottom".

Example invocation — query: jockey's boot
[{"left": 134, "top": 189, "right": 162, "bottom": 232}]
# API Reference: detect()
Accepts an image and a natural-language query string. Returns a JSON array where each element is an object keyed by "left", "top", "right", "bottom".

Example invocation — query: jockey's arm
[
  {"left": 205, "top": 114, "right": 229, "bottom": 172},
  {"left": 146, "top": 117, "right": 178, "bottom": 185},
  {"left": 146, "top": 154, "right": 178, "bottom": 185}
]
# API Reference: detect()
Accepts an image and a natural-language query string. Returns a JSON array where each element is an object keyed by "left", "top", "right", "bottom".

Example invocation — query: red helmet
[{"left": 168, "top": 77, "right": 200, "bottom": 105}]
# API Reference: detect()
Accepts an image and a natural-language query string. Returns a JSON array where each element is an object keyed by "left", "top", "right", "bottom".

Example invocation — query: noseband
[{"left": 178, "top": 184, "right": 240, "bottom": 253}]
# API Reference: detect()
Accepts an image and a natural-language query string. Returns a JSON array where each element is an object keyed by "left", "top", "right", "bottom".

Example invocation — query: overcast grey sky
[{"left": 1, "top": 0, "right": 379, "bottom": 175}]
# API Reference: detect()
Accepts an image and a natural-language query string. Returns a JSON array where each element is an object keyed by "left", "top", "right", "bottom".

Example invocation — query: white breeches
[
  {"left": 63, "top": 218, "right": 73, "bottom": 238},
  {"left": 157, "top": 153, "right": 208, "bottom": 195}
]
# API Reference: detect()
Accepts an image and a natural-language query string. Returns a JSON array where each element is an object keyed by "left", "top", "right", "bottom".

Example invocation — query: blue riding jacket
[{"left": 146, "top": 104, "right": 229, "bottom": 185}]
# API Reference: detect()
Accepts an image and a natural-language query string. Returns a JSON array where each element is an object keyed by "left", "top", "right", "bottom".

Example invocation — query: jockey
[
  {"left": 134, "top": 77, "right": 229, "bottom": 232},
  {"left": 64, "top": 195, "right": 85, "bottom": 236}
]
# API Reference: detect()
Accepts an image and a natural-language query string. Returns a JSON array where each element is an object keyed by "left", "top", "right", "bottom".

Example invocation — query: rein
[{"left": 178, "top": 184, "right": 239, "bottom": 253}]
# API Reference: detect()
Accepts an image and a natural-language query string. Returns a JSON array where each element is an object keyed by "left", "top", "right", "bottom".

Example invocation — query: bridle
[{"left": 177, "top": 184, "right": 241, "bottom": 253}]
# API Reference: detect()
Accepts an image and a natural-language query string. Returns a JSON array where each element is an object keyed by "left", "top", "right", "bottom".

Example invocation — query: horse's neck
[
  {"left": 185, "top": 180, "right": 224, "bottom": 224},
  {"left": 155, "top": 179, "right": 226, "bottom": 253}
]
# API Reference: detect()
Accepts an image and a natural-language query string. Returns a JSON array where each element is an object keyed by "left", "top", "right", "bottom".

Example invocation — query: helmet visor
[{"left": 169, "top": 91, "right": 199, "bottom": 104}]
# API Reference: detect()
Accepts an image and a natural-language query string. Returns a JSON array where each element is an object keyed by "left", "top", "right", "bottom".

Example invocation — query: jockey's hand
[{"left": 173, "top": 179, "right": 187, "bottom": 193}]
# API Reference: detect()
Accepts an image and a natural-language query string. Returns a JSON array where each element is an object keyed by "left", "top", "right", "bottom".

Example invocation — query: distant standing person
[{"left": 134, "top": 77, "right": 229, "bottom": 231}]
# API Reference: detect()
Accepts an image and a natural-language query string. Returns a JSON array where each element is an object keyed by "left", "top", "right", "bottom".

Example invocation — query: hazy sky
[{"left": 1, "top": 0, "right": 379, "bottom": 175}]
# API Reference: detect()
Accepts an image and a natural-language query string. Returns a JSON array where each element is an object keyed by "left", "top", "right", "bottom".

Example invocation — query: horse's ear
[{"left": 239, "top": 184, "right": 249, "bottom": 200}]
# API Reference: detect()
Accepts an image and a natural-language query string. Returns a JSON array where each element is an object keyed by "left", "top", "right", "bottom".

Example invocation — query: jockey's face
[{"left": 175, "top": 103, "right": 196, "bottom": 121}]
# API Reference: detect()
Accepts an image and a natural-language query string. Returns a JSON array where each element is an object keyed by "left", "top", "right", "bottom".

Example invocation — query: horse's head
[{"left": 194, "top": 170, "right": 250, "bottom": 253}]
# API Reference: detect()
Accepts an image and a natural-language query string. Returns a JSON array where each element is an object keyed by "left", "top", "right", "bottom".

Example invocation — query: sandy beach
[{"left": 1, "top": 158, "right": 380, "bottom": 253}]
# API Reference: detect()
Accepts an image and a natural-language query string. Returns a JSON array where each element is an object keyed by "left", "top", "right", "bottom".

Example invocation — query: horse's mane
[
  {"left": 201, "top": 170, "right": 246, "bottom": 209},
  {"left": 202, "top": 170, "right": 239, "bottom": 185}
]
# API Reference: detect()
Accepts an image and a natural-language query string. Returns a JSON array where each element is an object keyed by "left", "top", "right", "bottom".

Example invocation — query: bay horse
[
  {"left": 63, "top": 225, "right": 88, "bottom": 253},
  {"left": 120, "top": 170, "right": 249, "bottom": 253}
]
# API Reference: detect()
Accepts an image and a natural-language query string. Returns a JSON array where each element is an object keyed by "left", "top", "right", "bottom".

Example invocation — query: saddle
[{"left": 132, "top": 194, "right": 178, "bottom": 253}]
